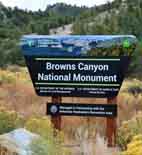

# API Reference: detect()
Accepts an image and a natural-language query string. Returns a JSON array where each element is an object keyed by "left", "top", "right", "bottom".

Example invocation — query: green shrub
[
  {"left": 25, "top": 117, "right": 69, "bottom": 155},
  {"left": 127, "top": 82, "right": 142, "bottom": 97},
  {"left": 117, "top": 112, "right": 142, "bottom": 150},
  {"left": 25, "top": 117, "right": 54, "bottom": 139},
  {"left": 0, "top": 70, "right": 16, "bottom": 84},
  {"left": 0, "top": 107, "right": 23, "bottom": 134},
  {"left": 122, "top": 79, "right": 142, "bottom": 97},
  {"left": 30, "top": 137, "right": 70, "bottom": 155},
  {"left": 121, "top": 134, "right": 142, "bottom": 155}
]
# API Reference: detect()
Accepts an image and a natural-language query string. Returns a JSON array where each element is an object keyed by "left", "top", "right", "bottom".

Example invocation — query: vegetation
[
  {"left": 26, "top": 117, "right": 69, "bottom": 155},
  {"left": 0, "top": 0, "right": 142, "bottom": 75},
  {"left": 72, "top": 0, "right": 142, "bottom": 74},
  {"left": 117, "top": 112, "right": 142, "bottom": 150},
  {"left": 0, "top": 2, "right": 86, "bottom": 67},
  {"left": 0, "top": 67, "right": 30, "bottom": 84},
  {"left": 0, "top": 107, "right": 23, "bottom": 134},
  {"left": 25, "top": 116, "right": 64, "bottom": 141},
  {"left": 0, "top": 0, "right": 142, "bottom": 154},
  {"left": 73, "top": 0, "right": 142, "bottom": 37},
  {"left": 0, "top": 65, "right": 142, "bottom": 154},
  {"left": 0, "top": 106, "right": 69, "bottom": 155},
  {"left": 121, "top": 79, "right": 142, "bottom": 97},
  {"left": 121, "top": 134, "right": 142, "bottom": 155}
]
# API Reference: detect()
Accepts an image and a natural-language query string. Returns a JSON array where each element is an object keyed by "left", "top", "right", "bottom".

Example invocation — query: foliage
[
  {"left": 30, "top": 137, "right": 70, "bottom": 155},
  {"left": 121, "top": 134, "right": 142, "bottom": 155},
  {"left": 0, "top": 69, "right": 16, "bottom": 84},
  {"left": 0, "top": 0, "right": 142, "bottom": 71},
  {"left": 25, "top": 116, "right": 65, "bottom": 143},
  {"left": 117, "top": 112, "right": 142, "bottom": 150},
  {"left": 72, "top": 0, "right": 142, "bottom": 74},
  {"left": 0, "top": 107, "right": 23, "bottom": 134},
  {"left": 25, "top": 117, "right": 69, "bottom": 155},
  {"left": 0, "top": 68, "right": 29, "bottom": 84},
  {"left": 0, "top": 2, "right": 85, "bottom": 67},
  {"left": 25, "top": 117, "right": 53, "bottom": 138},
  {"left": 73, "top": 0, "right": 142, "bottom": 38},
  {"left": 0, "top": 107, "right": 69, "bottom": 155},
  {"left": 30, "top": 137, "right": 57, "bottom": 155},
  {"left": 122, "top": 79, "right": 142, "bottom": 96},
  {"left": 129, "top": 40, "right": 142, "bottom": 74},
  {"left": 127, "top": 84, "right": 142, "bottom": 96}
]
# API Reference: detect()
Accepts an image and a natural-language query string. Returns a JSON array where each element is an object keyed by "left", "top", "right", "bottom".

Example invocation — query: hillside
[
  {"left": 0, "top": 0, "right": 142, "bottom": 72},
  {"left": 49, "top": 24, "right": 73, "bottom": 35},
  {"left": 0, "top": 2, "right": 86, "bottom": 67},
  {"left": 72, "top": 0, "right": 142, "bottom": 75},
  {"left": 0, "top": 2, "right": 85, "bottom": 36},
  {"left": 1, "top": 1, "right": 142, "bottom": 155},
  {"left": 73, "top": 0, "right": 142, "bottom": 37}
]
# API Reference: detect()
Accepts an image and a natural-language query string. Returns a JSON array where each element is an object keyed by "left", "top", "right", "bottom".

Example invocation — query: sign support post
[
  {"left": 51, "top": 96, "right": 62, "bottom": 131},
  {"left": 106, "top": 97, "right": 117, "bottom": 147}
]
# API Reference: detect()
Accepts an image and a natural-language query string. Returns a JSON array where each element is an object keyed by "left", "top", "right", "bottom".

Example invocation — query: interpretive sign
[
  {"left": 47, "top": 103, "right": 117, "bottom": 117},
  {"left": 21, "top": 35, "right": 137, "bottom": 98},
  {"left": 21, "top": 35, "right": 137, "bottom": 146}
]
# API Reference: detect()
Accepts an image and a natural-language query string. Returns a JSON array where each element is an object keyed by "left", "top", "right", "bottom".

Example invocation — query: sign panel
[
  {"left": 21, "top": 35, "right": 137, "bottom": 98},
  {"left": 47, "top": 103, "right": 117, "bottom": 117},
  {"left": 25, "top": 56, "right": 129, "bottom": 97}
]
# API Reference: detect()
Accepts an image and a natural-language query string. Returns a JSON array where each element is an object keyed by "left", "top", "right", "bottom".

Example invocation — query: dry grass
[
  {"left": 0, "top": 67, "right": 142, "bottom": 155},
  {"left": 1, "top": 68, "right": 142, "bottom": 126}
]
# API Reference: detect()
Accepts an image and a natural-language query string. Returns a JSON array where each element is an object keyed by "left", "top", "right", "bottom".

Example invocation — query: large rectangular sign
[
  {"left": 21, "top": 35, "right": 137, "bottom": 98},
  {"left": 47, "top": 103, "right": 117, "bottom": 117},
  {"left": 25, "top": 56, "right": 129, "bottom": 97}
]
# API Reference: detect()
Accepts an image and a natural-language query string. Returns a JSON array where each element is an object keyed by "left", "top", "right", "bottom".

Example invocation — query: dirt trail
[{"left": 49, "top": 24, "right": 73, "bottom": 35}]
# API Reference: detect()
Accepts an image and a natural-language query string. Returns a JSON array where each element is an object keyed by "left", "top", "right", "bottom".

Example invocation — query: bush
[
  {"left": 25, "top": 117, "right": 54, "bottom": 139},
  {"left": 30, "top": 137, "right": 70, "bottom": 155},
  {"left": 117, "top": 112, "right": 142, "bottom": 150},
  {"left": 121, "top": 134, "right": 142, "bottom": 155},
  {"left": 121, "top": 79, "right": 142, "bottom": 96},
  {"left": 25, "top": 117, "right": 69, "bottom": 155},
  {"left": 0, "top": 68, "right": 30, "bottom": 85},
  {"left": 0, "top": 107, "right": 23, "bottom": 134},
  {"left": 0, "top": 70, "right": 16, "bottom": 84},
  {"left": 127, "top": 80, "right": 142, "bottom": 96}
]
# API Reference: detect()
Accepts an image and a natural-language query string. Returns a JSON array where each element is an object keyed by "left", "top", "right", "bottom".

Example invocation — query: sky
[{"left": 0, "top": 0, "right": 114, "bottom": 11}]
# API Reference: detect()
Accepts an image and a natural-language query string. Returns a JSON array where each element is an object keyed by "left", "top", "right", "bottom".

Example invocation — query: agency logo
[
  {"left": 123, "top": 40, "right": 130, "bottom": 48},
  {"left": 50, "top": 105, "right": 58, "bottom": 114},
  {"left": 27, "top": 40, "right": 35, "bottom": 47}
]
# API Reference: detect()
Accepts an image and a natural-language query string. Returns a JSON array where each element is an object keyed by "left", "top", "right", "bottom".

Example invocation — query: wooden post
[
  {"left": 87, "top": 117, "right": 91, "bottom": 139},
  {"left": 51, "top": 96, "right": 62, "bottom": 130},
  {"left": 106, "top": 97, "right": 117, "bottom": 147}
]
